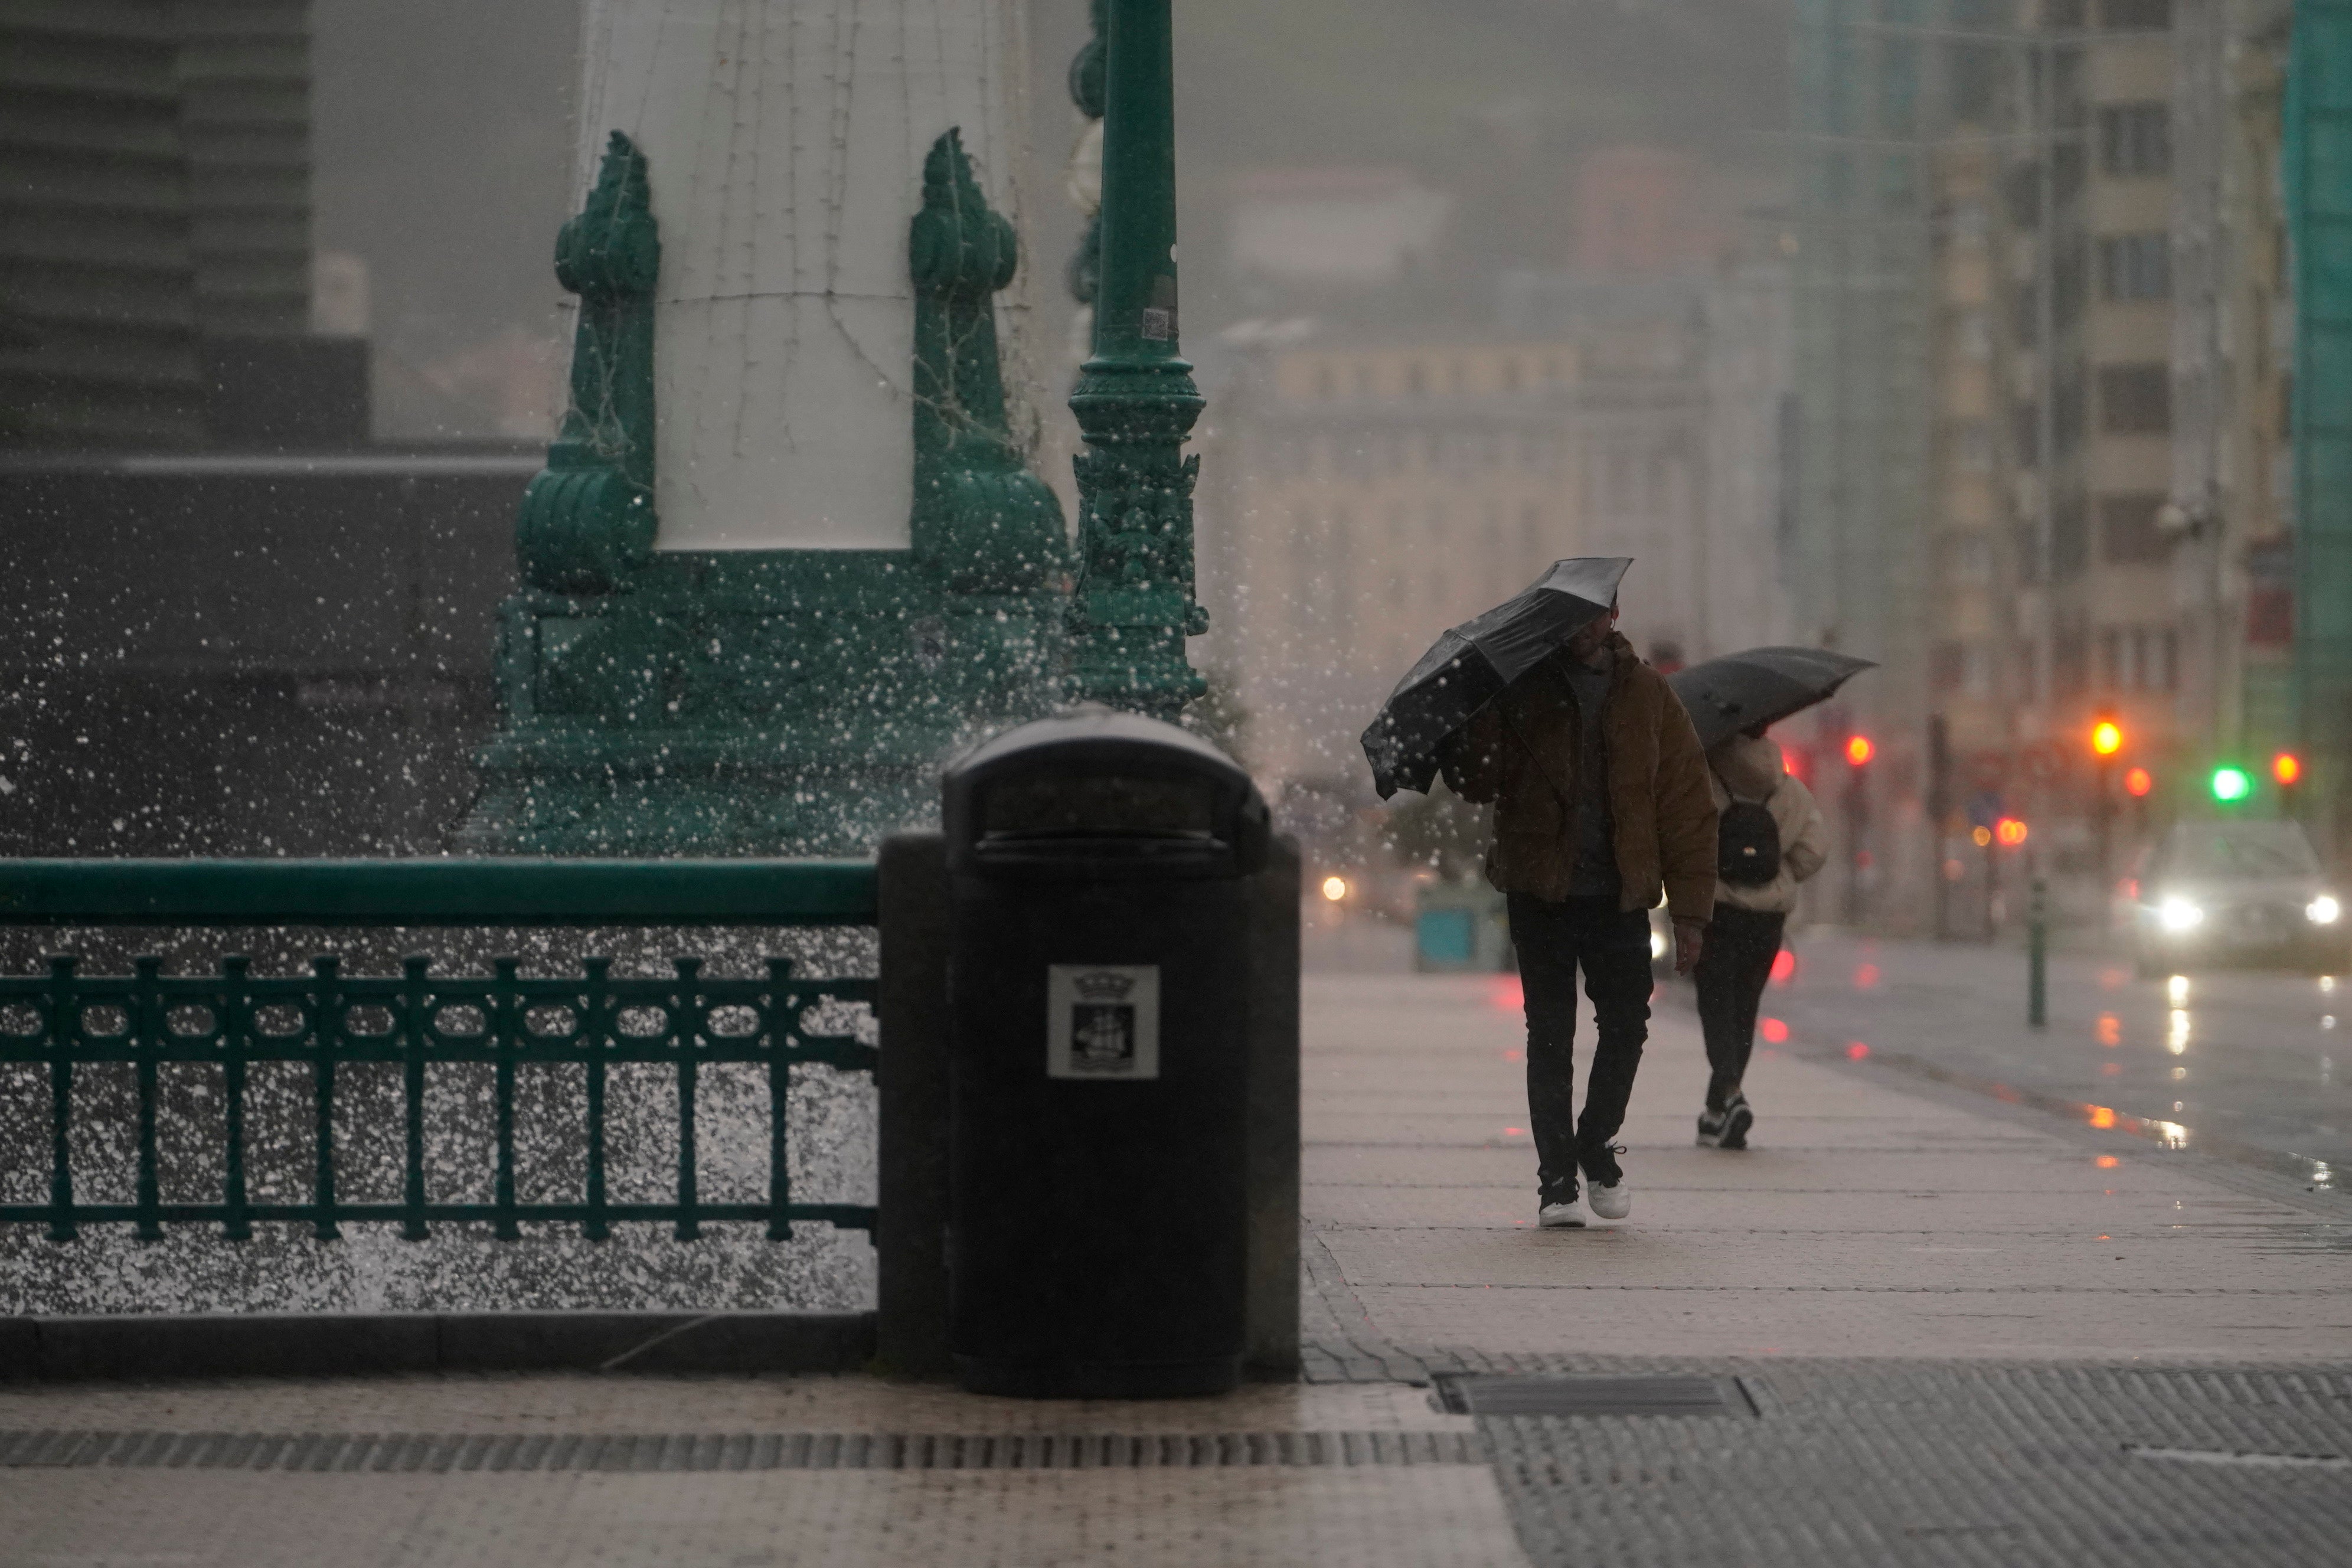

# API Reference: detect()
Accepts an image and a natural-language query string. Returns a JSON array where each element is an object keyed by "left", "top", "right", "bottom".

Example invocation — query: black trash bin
[{"left": 943, "top": 708, "right": 1270, "bottom": 1398}]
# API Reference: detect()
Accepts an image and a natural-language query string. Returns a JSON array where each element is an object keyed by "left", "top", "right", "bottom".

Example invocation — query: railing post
[
  {"left": 582, "top": 956, "right": 612, "bottom": 1242},
  {"left": 2028, "top": 876, "right": 2049, "bottom": 1029},
  {"left": 400, "top": 955, "right": 430, "bottom": 1242},
  {"left": 219, "top": 955, "right": 252, "bottom": 1241},
  {"left": 132, "top": 955, "right": 163, "bottom": 1242},
  {"left": 491, "top": 956, "right": 521, "bottom": 1242},
  {"left": 765, "top": 957, "right": 796, "bottom": 1243},
  {"left": 672, "top": 956, "right": 703, "bottom": 1242},
  {"left": 310, "top": 955, "right": 342, "bottom": 1240},
  {"left": 45, "top": 955, "right": 77, "bottom": 1242}
]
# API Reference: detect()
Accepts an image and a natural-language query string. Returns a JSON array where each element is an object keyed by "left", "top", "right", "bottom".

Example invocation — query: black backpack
[{"left": 1717, "top": 786, "right": 1782, "bottom": 886}]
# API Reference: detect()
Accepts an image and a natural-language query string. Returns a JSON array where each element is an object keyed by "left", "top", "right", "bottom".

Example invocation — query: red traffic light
[
  {"left": 2123, "top": 766, "right": 2153, "bottom": 798},
  {"left": 1994, "top": 816, "right": 2029, "bottom": 847},
  {"left": 2274, "top": 752, "right": 2304, "bottom": 786},
  {"left": 1844, "top": 734, "right": 1874, "bottom": 767}
]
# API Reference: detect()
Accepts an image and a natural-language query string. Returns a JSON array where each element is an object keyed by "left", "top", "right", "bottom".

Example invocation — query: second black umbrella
[{"left": 1667, "top": 646, "right": 1876, "bottom": 752}]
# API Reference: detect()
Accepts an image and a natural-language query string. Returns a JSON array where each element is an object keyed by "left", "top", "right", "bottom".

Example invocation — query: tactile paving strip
[{"left": 0, "top": 1428, "right": 1485, "bottom": 1472}]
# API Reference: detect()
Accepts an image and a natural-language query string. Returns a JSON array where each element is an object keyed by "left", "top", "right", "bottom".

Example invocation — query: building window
[
  {"left": 2098, "top": 495, "right": 2170, "bottom": 562},
  {"left": 2053, "top": 495, "right": 2089, "bottom": 579},
  {"left": 1955, "top": 309, "right": 1992, "bottom": 360},
  {"left": 2097, "top": 233, "right": 2171, "bottom": 300},
  {"left": 2098, "top": 364, "right": 2171, "bottom": 433},
  {"left": 2101, "top": 626, "right": 2180, "bottom": 691},
  {"left": 1932, "top": 641, "right": 1997, "bottom": 697},
  {"left": 2099, "top": 0, "right": 2169, "bottom": 29},
  {"left": 1943, "top": 531, "right": 1994, "bottom": 586},
  {"left": 1951, "top": 422, "right": 1993, "bottom": 473},
  {"left": 2098, "top": 103, "right": 2171, "bottom": 178}
]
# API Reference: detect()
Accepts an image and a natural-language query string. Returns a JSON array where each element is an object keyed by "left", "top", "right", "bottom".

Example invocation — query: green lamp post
[{"left": 1067, "top": 0, "right": 1210, "bottom": 720}]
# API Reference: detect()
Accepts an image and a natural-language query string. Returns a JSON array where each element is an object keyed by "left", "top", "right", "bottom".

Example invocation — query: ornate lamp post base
[{"left": 459, "top": 129, "right": 1067, "bottom": 857}]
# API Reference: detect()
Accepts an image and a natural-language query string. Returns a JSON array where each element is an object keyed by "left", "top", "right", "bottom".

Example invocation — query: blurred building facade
[
  {"left": 1796, "top": 0, "right": 2306, "bottom": 935},
  {"left": 0, "top": 0, "right": 364, "bottom": 451},
  {"left": 1200, "top": 145, "right": 1794, "bottom": 851},
  {"left": 0, "top": 0, "right": 522, "bottom": 857}
]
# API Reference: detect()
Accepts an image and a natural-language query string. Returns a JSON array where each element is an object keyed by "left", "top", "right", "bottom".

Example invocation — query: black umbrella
[
  {"left": 1667, "top": 646, "right": 1876, "bottom": 752},
  {"left": 1361, "top": 557, "right": 1631, "bottom": 799}
]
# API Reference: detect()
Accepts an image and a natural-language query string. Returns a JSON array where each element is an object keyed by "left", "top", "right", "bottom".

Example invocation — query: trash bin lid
[{"left": 944, "top": 707, "right": 1270, "bottom": 879}]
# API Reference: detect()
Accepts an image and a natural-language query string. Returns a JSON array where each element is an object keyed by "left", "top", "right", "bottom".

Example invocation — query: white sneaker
[
  {"left": 1538, "top": 1196, "right": 1589, "bottom": 1229},
  {"left": 1587, "top": 1180, "right": 1632, "bottom": 1221}
]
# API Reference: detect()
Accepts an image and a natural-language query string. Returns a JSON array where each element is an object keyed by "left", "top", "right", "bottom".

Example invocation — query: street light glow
[
  {"left": 2091, "top": 720, "right": 2122, "bottom": 757},
  {"left": 2124, "top": 766, "right": 2153, "bottom": 798},
  {"left": 1320, "top": 876, "right": 1349, "bottom": 903},
  {"left": 1994, "top": 816, "right": 2028, "bottom": 847}
]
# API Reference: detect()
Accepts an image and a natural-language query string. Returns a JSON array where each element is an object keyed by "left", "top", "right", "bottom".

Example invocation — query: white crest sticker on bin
[{"left": 1047, "top": 964, "right": 1161, "bottom": 1080}]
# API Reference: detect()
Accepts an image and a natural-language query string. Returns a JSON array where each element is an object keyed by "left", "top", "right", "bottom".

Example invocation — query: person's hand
[{"left": 1672, "top": 917, "right": 1707, "bottom": 975}]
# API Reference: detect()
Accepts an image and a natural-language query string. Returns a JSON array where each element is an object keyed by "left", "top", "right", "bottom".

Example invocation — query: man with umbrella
[{"left": 1366, "top": 558, "right": 1716, "bottom": 1230}]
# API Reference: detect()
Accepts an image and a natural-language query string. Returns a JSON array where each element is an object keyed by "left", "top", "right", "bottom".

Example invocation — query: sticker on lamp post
[{"left": 1047, "top": 964, "right": 1160, "bottom": 1079}]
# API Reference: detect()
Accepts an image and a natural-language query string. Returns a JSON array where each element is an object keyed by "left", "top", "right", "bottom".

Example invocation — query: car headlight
[
  {"left": 2157, "top": 896, "right": 2205, "bottom": 933},
  {"left": 2309, "top": 894, "right": 2343, "bottom": 926}
]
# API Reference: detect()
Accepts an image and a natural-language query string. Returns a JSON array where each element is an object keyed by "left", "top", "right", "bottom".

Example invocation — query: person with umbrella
[
  {"left": 1364, "top": 558, "right": 1717, "bottom": 1229},
  {"left": 1667, "top": 648, "right": 1872, "bottom": 1150}
]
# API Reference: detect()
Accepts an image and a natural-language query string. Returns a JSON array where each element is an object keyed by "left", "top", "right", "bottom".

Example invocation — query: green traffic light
[{"left": 2210, "top": 765, "right": 2254, "bottom": 803}]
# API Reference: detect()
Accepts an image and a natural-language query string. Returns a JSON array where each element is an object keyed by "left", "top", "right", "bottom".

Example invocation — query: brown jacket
[{"left": 1439, "top": 633, "right": 1718, "bottom": 920}]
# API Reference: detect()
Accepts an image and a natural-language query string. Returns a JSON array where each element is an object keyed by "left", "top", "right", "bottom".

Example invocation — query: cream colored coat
[{"left": 1707, "top": 733, "right": 1830, "bottom": 914}]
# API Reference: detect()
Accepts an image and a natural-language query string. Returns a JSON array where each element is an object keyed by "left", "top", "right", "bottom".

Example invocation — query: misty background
[{"left": 315, "top": 0, "right": 1791, "bottom": 442}]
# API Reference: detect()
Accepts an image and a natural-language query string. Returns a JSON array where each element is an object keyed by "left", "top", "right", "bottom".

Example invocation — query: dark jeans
[
  {"left": 1505, "top": 892, "right": 1653, "bottom": 1201},
  {"left": 1694, "top": 904, "right": 1788, "bottom": 1111}
]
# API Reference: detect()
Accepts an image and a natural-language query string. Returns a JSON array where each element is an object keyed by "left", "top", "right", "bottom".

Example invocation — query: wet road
[{"left": 1738, "top": 928, "right": 2352, "bottom": 1186}]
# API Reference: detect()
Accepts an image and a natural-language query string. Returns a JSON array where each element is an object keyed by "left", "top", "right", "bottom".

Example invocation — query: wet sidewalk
[
  {"left": 1301, "top": 972, "right": 2352, "bottom": 1366},
  {"left": 4, "top": 972, "right": 2351, "bottom": 1566}
]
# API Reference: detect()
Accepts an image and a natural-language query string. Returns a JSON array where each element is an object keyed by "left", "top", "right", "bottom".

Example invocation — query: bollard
[{"left": 2027, "top": 876, "right": 2048, "bottom": 1028}]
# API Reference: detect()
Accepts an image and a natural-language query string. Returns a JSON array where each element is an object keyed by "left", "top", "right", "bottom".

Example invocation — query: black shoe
[{"left": 1697, "top": 1095, "right": 1755, "bottom": 1150}]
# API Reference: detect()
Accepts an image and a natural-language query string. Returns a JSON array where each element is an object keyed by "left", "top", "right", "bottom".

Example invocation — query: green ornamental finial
[
  {"left": 516, "top": 131, "right": 661, "bottom": 594},
  {"left": 909, "top": 129, "right": 1066, "bottom": 593}
]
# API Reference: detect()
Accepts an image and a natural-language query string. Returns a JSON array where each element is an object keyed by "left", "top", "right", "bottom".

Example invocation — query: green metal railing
[{"left": 0, "top": 859, "right": 878, "bottom": 1244}]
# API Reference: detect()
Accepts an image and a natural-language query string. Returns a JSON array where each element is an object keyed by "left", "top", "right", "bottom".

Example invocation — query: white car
[{"left": 2132, "top": 819, "right": 2347, "bottom": 977}]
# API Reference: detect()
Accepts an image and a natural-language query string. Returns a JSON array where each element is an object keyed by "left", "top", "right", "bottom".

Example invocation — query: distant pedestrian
[
  {"left": 1694, "top": 725, "right": 1828, "bottom": 1149},
  {"left": 1439, "top": 599, "right": 1717, "bottom": 1229}
]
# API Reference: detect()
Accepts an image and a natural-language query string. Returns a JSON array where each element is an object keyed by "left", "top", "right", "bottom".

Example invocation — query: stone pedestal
[{"left": 460, "top": 1, "right": 1066, "bottom": 855}]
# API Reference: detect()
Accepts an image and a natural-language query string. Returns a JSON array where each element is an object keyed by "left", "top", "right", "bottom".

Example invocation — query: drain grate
[
  {"left": 0, "top": 1427, "right": 1484, "bottom": 1472},
  {"left": 1432, "top": 1373, "right": 1752, "bottom": 1418}
]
